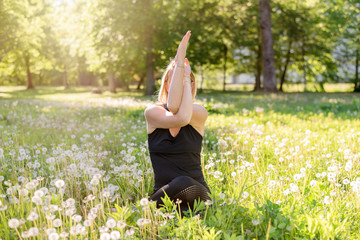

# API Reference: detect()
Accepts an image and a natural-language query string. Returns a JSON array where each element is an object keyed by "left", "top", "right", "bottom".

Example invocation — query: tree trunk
[
  {"left": 137, "top": 73, "right": 146, "bottom": 90},
  {"left": 223, "top": 44, "right": 227, "bottom": 92},
  {"left": 109, "top": 70, "right": 116, "bottom": 93},
  {"left": 144, "top": 0, "right": 154, "bottom": 96},
  {"left": 355, "top": 47, "right": 359, "bottom": 92},
  {"left": 199, "top": 65, "right": 204, "bottom": 93},
  {"left": 39, "top": 71, "right": 43, "bottom": 86},
  {"left": 259, "top": 0, "right": 277, "bottom": 92},
  {"left": 254, "top": 36, "right": 262, "bottom": 91},
  {"left": 63, "top": 65, "right": 70, "bottom": 89},
  {"left": 279, "top": 39, "right": 292, "bottom": 92},
  {"left": 25, "top": 54, "right": 34, "bottom": 89},
  {"left": 302, "top": 39, "right": 307, "bottom": 92}
]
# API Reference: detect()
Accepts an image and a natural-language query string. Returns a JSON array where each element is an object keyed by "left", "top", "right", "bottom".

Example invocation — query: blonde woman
[{"left": 145, "top": 31, "right": 211, "bottom": 214}]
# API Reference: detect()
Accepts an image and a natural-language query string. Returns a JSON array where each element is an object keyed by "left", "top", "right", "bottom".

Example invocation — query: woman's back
[{"left": 148, "top": 121, "right": 209, "bottom": 193}]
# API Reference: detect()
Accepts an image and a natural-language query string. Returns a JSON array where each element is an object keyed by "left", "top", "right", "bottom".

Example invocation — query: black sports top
[{"left": 147, "top": 104, "right": 209, "bottom": 193}]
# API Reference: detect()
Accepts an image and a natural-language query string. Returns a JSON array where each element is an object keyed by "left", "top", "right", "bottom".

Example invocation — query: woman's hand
[
  {"left": 184, "top": 58, "right": 191, "bottom": 78},
  {"left": 175, "top": 30, "right": 191, "bottom": 66},
  {"left": 183, "top": 58, "right": 191, "bottom": 85}
]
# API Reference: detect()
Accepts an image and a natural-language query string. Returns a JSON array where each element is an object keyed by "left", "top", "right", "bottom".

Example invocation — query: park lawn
[{"left": 0, "top": 87, "right": 360, "bottom": 239}]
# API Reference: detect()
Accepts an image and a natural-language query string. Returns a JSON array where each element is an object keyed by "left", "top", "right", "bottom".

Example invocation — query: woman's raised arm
[{"left": 167, "top": 31, "right": 191, "bottom": 114}]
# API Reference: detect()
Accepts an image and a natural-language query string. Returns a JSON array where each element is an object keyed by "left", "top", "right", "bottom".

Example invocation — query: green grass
[{"left": 0, "top": 87, "right": 359, "bottom": 239}]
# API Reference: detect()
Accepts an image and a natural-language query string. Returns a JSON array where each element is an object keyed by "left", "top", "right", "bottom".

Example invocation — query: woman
[{"left": 144, "top": 30, "right": 211, "bottom": 214}]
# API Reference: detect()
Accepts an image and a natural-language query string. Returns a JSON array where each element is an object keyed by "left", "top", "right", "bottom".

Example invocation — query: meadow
[{"left": 0, "top": 87, "right": 360, "bottom": 239}]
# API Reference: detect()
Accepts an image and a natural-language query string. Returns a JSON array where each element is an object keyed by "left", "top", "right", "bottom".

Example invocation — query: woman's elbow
[
  {"left": 167, "top": 105, "right": 179, "bottom": 114},
  {"left": 179, "top": 112, "right": 192, "bottom": 126}
]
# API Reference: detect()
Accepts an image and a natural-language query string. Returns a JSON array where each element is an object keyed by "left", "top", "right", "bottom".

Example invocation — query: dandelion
[
  {"left": 117, "top": 220, "right": 126, "bottom": 229},
  {"left": 252, "top": 219, "right": 260, "bottom": 226},
  {"left": 283, "top": 189, "right": 291, "bottom": 196},
  {"left": 84, "top": 219, "right": 92, "bottom": 227},
  {"left": 290, "top": 183, "right": 299, "bottom": 193},
  {"left": 242, "top": 191, "right": 249, "bottom": 199},
  {"left": 34, "top": 189, "right": 45, "bottom": 198},
  {"left": 323, "top": 196, "right": 332, "bottom": 204},
  {"left": 125, "top": 228, "right": 135, "bottom": 237},
  {"left": 21, "top": 231, "right": 30, "bottom": 238},
  {"left": 25, "top": 181, "right": 36, "bottom": 190},
  {"left": 139, "top": 198, "right": 149, "bottom": 206},
  {"left": 8, "top": 218, "right": 20, "bottom": 229},
  {"left": 219, "top": 193, "right": 225, "bottom": 199},
  {"left": 90, "top": 178, "right": 99, "bottom": 185},
  {"left": 72, "top": 215, "right": 82, "bottom": 223},
  {"left": 106, "top": 218, "right": 117, "bottom": 228},
  {"left": 343, "top": 179, "right": 350, "bottom": 185},
  {"left": 46, "top": 228, "right": 56, "bottom": 235},
  {"left": 293, "top": 174, "right": 302, "bottom": 181},
  {"left": 27, "top": 211, "right": 39, "bottom": 221},
  {"left": 310, "top": 180, "right": 317, "bottom": 187},
  {"left": 137, "top": 218, "right": 151, "bottom": 227},
  {"left": 59, "top": 232, "right": 69, "bottom": 238},
  {"left": 46, "top": 214, "right": 56, "bottom": 220},
  {"left": 53, "top": 219, "right": 62, "bottom": 227},
  {"left": 269, "top": 180, "right": 277, "bottom": 188},
  {"left": 55, "top": 180, "right": 65, "bottom": 189},
  {"left": 110, "top": 231, "right": 121, "bottom": 240},
  {"left": 32, "top": 196, "right": 43, "bottom": 205},
  {"left": 48, "top": 232, "right": 59, "bottom": 240},
  {"left": 49, "top": 204, "right": 59, "bottom": 212},
  {"left": 28, "top": 227, "right": 39, "bottom": 237},
  {"left": 100, "top": 233, "right": 111, "bottom": 240}
]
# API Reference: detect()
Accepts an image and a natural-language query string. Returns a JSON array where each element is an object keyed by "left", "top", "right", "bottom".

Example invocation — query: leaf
[{"left": 278, "top": 223, "right": 287, "bottom": 229}]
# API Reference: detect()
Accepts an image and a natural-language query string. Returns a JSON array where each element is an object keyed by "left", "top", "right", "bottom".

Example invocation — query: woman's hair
[{"left": 158, "top": 60, "right": 196, "bottom": 104}]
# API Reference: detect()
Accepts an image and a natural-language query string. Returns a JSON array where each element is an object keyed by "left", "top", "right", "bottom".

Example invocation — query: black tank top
[{"left": 147, "top": 104, "right": 209, "bottom": 193}]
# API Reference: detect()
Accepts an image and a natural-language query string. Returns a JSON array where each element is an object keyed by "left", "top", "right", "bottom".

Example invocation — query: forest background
[{"left": 1, "top": 0, "right": 359, "bottom": 94}]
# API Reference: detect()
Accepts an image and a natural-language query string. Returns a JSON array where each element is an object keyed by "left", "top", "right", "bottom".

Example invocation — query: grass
[{"left": 0, "top": 86, "right": 359, "bottom": 239}]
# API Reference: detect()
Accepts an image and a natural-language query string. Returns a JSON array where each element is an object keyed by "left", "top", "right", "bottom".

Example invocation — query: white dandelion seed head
[
  {"left": 28, "top": 227, "right": 39, "bottom": 237},
  {"left": 8, "top": 218, "right": 20, "bottom": 229},
  {"left": 100, "top": 232, "right": 111, "bottom": 240},
  {"left": 72, "top": 214, "right": 82, "bottom": 223},
  {"left": 54, "top": 180, "right": 65, "bottom": 189},
  {"left": 219, "top": 193, "right": 225, "bottom": 199},
  {"left": 323, "top": 196, "right": 332, "bottom": 204},
  {"left": 48, "top": 232, "right": 59, "bottom": 240},
  {"left": 110, "top": 230, "right": 121, "bottom": 240},
  {"left": 242, "top": 191, "right": 249, "bottom": 199},
  {"left": 53, "top": 219, "right": 62, "bottom": 228},
  {"left": 310, "top": 180, "right": 317, "bottom": 187},
  {"left": 252, "top": 219, "right": 260, "bottom": 226},
  {"left": 106, "top": 218, "right": 117, "bottom": 228},
  {"left": 117, "top": 220, "right": 126, "bottom": 229},
  {"left": 84, "top": 219, "right": 92, "bottom": 227},
  {"left": 32, "top": 196, "right": 43, "bottom": 205},
  {"left": 27, "top": 211, "right": 39, "bottom": 221},
  {"left": 140, "top": 198, "right": 149, "bottom": 206}
]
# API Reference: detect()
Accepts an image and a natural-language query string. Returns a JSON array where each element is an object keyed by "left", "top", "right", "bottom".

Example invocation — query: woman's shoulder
[
  {"left": 144, "top": 103, "right": 166, "bottom": 118},
  {"left": 193, "top": 103, "right": 207, "bottom": 112}
]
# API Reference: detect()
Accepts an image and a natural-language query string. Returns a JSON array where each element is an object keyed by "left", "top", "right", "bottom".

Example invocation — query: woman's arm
[
  {"left": 167, "top": 64, "right": 184, "bottom": 113},
  {"left": 167, "top": 31, "right": 191, "bottom": 113},
  {"left": 145, "top": 79, "right": 193, "bottom": 131}
]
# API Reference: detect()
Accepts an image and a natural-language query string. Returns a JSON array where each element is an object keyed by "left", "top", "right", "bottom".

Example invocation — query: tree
[
  {"left": 259, "top": 0, "right": 277, "bottom": 92},
  {"left": 0, "top": 0, "right": 52, "bottom": 89}
]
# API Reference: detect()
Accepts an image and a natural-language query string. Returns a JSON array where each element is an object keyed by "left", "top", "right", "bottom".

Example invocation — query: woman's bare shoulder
[
  {"left": 144, "top": 103, "right": 167, "bottom": 119},
  {"left": 193, "top": 103, "right": 207, "bottom": 112}
]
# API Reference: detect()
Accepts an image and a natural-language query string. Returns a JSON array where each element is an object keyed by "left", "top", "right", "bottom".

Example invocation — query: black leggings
[{"left": 150, "top": 176, "right": 211, "bottom": 213}]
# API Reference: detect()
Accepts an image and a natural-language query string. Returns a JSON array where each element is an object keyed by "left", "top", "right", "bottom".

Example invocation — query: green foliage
[{"left": 1, "top": 0, "right": 359, "bottom": 91}]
